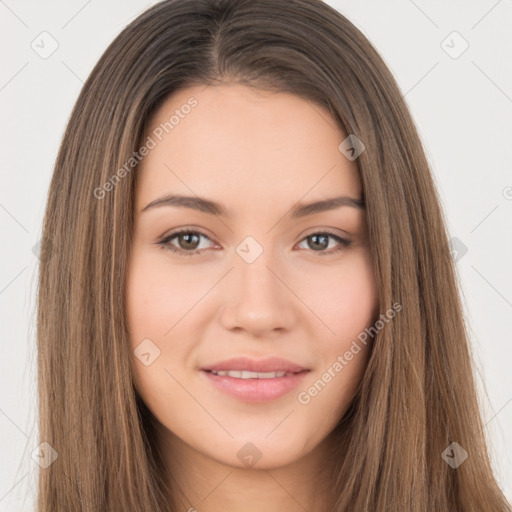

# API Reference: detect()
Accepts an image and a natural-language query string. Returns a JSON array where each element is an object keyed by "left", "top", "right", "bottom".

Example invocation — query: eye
[
  {"left": 156, "top": 229, "right": 352, "bottom": 257},
  {"left": 157, "top": 229, "right": 217, "bottom": 256},
  {"left": 296, "top": 230, "right": 352, "bottom": 256}
]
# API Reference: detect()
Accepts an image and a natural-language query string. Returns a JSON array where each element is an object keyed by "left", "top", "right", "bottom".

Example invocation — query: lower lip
[{"left": 201, "top": 370, "right": 309, "bottom": 403}]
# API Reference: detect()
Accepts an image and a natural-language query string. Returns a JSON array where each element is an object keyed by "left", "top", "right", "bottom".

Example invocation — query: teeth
[{"left": 211, "top": 370, "right": 289, "bottom": 379}]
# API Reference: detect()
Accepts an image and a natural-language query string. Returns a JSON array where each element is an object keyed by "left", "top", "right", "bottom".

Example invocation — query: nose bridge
[
  {"left": 235, "top": 234, "right": 284, "bottom": 301},
  {"left": 221, "top": 234, "right": 296, "bottom": 334}
]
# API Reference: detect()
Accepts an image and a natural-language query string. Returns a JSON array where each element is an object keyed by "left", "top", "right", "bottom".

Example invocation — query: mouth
[
  {"left": 203, "top": 369, "right": 303, "bottom": 379},
  {"left": 201, "top": 355, "right": 308, "bottom": 374},
  {"left": 200, "top": 366, "right": 310, "bottom": 403}
]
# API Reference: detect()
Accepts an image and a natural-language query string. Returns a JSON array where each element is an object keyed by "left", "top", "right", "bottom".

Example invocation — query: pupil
[
  {"left": 180, "top": 233, "right": 199, "bottom": 250},
  {"left": 309, "top": 234, "right": 328, "bottom": 251}
]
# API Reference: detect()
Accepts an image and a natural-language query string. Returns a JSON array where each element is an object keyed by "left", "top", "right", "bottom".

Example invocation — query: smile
[
  {"left": 207, "top": 370, "right": 296, "bottom": 379},
  {"left": 201, "top": 369, "right": 309, "bottom": 403}
]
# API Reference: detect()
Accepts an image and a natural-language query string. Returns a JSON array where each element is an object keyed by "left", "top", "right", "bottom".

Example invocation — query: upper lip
[{"left": 201, "top": 356, "right": 308, "bottom": 373}]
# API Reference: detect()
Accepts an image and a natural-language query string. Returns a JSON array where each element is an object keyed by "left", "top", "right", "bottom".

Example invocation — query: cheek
[
  {"left": 306, "top": 249, "right": 378, "bottom": 345},
  {"left": 125, "top": 252, "right": 186, "bottom": 391},
  {"left": 126, "top": 252, "right": 196, "bottom": 424},
  {"left": 126, "top": 250, "right": 208, "bottom": 346},
  {"left": 296, "top": 250, "right": 377, "bottom": 410}
]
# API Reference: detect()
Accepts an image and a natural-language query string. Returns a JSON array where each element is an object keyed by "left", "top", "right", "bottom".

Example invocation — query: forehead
[{"left": 136, "top": 84, "right": 361, "bottom": 209}]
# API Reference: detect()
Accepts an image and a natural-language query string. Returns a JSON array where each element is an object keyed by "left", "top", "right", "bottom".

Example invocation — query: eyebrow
[{"left": 140, "top": 194, "right": 365, "bottom": 218}]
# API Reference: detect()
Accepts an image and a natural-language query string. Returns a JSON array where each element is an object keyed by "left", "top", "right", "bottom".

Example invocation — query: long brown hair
[{"left": 36, "top": 0, "right": 511, "bottom": 510}]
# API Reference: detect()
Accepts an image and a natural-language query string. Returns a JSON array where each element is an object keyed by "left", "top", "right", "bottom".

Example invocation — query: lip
[
  {"left": 201, "top": 356, "right": 307, "bottom": 373},
  {"left": 200, "top": 356, "right": 310, "bottom": 403},
  {"left": 201, "top": 369, "right": 309, "bottom": 403}
]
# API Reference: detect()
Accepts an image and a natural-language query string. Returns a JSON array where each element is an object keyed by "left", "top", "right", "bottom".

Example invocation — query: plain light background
[{"left": 1, "top": 1, "right": 511, "bottom": 510}]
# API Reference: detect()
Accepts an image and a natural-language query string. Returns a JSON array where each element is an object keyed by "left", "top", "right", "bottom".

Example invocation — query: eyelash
[{"left": 156, "top": 229, "right": 352, "bottom": 257}]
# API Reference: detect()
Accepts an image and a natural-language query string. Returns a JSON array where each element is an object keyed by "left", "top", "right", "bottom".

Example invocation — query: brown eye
[
  {"left": 158, "top": 230, "right": 215, "bottom": 256},
  {"left": 297, "top": 231, "right": 352, "bottom": 255},
  {"left": 157, "top": 229, "right": 351, "bottom": 257},
  {"left": 307, "top": 234, "right": 330, "bottom": 251},
  {"left": 175, "top": 232, "right": 201, "bottom": 250}
]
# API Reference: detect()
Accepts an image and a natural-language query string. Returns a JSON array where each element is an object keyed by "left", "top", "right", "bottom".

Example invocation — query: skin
[{"left": 126, "top": 83, "right": 378, "bottom": 512}]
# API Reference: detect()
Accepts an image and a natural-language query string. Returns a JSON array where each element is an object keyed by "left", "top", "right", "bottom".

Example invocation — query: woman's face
[{"left": 126, "top": 83, "right": 378, "bottom": 470}]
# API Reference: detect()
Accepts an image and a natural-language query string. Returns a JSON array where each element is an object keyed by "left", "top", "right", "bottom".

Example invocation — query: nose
[{"left": 219, "top": 246, "right": 297, "bottom": 337}]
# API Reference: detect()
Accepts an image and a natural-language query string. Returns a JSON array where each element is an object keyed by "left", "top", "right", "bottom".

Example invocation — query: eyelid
[
  {"left": 300, "top": 226, "right": 352, "bottom": 240},
  {"left": 296, "top": 229, "right": 352, "bottom": 255},
  {"left": 157, "top": 227, "right": 218, "bottom": 251},
  {"left": 157, "top": 226, "right": 352, "bottom": 256}
]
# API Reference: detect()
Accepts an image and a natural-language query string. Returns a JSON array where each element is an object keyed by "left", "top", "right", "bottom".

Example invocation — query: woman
[{"left": 36, "top": 0, "right": 511, "bottom": 510}]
